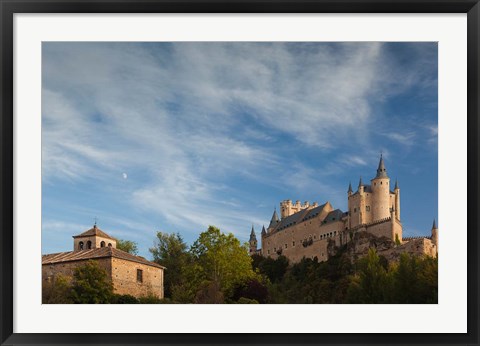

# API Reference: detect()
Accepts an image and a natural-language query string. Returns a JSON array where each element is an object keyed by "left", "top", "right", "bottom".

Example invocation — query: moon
[{"left": 122, "top": 173, "right": 128, "bottom": 180}]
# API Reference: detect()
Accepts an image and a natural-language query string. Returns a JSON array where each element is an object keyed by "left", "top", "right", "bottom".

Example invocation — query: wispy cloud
[{"left": 42, "top": 42, "right": 438, "bottom": 247}]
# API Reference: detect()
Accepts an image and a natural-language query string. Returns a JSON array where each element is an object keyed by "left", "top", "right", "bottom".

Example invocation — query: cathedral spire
[{"left": 375, "top": 154, "right": 388, "bottom": 178}]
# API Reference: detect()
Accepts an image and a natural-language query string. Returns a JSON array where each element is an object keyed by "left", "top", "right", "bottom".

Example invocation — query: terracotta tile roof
[
  {"left": 42, "top": 247, "right": 165, "bottom": 269},
  {"left": 72, "top": 226, "right": 116, "bottom": 240}
]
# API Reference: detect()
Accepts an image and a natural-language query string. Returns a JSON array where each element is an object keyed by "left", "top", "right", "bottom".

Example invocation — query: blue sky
[{"left": 42, "top": 42, "right": 438, "bottom": 259}]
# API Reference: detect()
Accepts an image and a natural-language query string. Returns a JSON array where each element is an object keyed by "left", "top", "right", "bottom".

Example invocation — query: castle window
[
  {"left": 292, "top": 241, "right": 295, "bottom": 247},
  {"left": 137, "top": 269, "right": 143, "bottom": 283},
  {"left": 366, "top": 206, "right": 370, "bottom": 212},
  {"left": 87, "top": 241, "right": 92, "bottom": 249},
  {"left": 285, "top": 244, "right": 288, "bottom": 249},
  {"left": 108, "top": 243, "right": 112, "bottom": 247},
  {"left": 354, "top": 208, "right": 357, "bottom": 213},
  {"left": 79, "top": 241, "right": 84, "bottom": 250},
  {"left": 100, "top": 241, "right": 105, "bottom": 247},
  {"left": 381, "top": 182, "right": 383, "bottom": 185},
  {"left": 267, "top": 250, "right": 270, "bottom": 254}
]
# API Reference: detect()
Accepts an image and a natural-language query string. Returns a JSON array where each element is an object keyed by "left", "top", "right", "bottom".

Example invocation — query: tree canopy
[{"left": 116, "top": 239, "right": 139, "bottom": 255}]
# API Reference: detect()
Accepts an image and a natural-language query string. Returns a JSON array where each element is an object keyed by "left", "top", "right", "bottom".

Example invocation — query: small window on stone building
[
  {"left": 108, "top": 243, "right": 112, "bottom": 247},
  {"left": 87, "top": 241, "right": 92, "bottom": 249},
  {"left": 100, "top": 241, "right": 105, "bottom": 247},
  {"left": 79, "top": 241, "right": 84, "bottom": 250},
  {"left": 292, "top": 241, "right": 295, "bottom": 247},
  {"left": 354, "top": 208, "right": 357, "bottom": 213},
  {"left": 366, "top": 206, "right": 370, "bottom": 212},
  {"left": 285, "top": 243, "right": 288, "bottom": 249},
  {"left": 137, "top": 269, "right": 143, "bottom": 283}
]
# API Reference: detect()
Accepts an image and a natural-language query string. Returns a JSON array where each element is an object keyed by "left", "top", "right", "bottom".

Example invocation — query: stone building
[
  {"left": 42, "top": 224, "right": 165, "bottom": 299},
  {"left": 251, "top": 156, "right": 438, "bottom": 263}
]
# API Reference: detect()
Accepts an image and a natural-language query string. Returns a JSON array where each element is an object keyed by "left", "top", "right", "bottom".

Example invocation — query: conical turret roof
[
  {"left": 348, "top": 182, "right": 353, "bottom": 193},
  {"left": 261, "top": 225, "right": 266, "bottom": 236},
  {"left": 432, "top": 219, "right": 437, "bottom": 229},
  {"left": 375, "top": 154, "right": 388, "bottom": 178},
  {"left": 268, "top": 208, "right": 280, "bottom": 228},
  {"left": 358, "top": 176, "right": 363, "bottom": 188}
]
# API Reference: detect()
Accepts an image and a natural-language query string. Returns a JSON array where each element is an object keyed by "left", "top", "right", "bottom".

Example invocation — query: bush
[
  {"left": 237, "top": 297, "right": 259, "bottom": 304},
  {"left": 112, "top": 294, "right": 139, "bottom": 304}
]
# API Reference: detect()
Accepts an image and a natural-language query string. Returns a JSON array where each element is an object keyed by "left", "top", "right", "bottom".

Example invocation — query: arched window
[
  {"left": 79, "top": 241, "right": 84, "bottom": 250},
  {"left": 100, "top": 241, "right": 105, "bottom": 247},
  {"left": 108, "top": 243, "right": 112, "bottom": 247},
  {"left": 87, "top": 240, "right": 92, "bottom": 249}
]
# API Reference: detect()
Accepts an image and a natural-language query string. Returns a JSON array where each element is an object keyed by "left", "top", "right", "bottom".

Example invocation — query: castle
[
  {"left": 249, "top": 156, "right": 438, "bottom": 263},
  {"left": 42, "top": 224, "right": 165, "bottom": 299}
]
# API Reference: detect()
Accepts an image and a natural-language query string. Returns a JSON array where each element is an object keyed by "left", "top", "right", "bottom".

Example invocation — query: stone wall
[
  {"left": 262, "top": 218, "right": 344, "bottom": 263},
  {"left": 111, "top": 258, "right": 164, "bottom": 298},
  {"left": 42, "top": 257, "right": 164, "bottom": 299},
  {"left": 42, "top": 258, "right": 112, "bottom": 283}
]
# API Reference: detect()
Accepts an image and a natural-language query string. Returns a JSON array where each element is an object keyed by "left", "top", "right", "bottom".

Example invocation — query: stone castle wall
[{"left": 262, "top": 218, "right": 345, "bottom": 263}]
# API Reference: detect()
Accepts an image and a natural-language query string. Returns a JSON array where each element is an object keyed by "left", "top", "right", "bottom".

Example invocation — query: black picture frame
[{"left": 1, "top": 1, "right": 479, "bottom": 345}]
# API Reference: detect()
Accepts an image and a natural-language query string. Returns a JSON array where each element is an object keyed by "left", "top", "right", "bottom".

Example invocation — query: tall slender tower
[
  {"left": 370, "top": 154, "right": 391, "bottom": 222},
  {"left": 249, "top": 225, "right": 257, "bottom": 255},
  {"left": 394, "top": 179, "right": 400, "bottom": 220},
  {"left": 431, "top": 219, "right": 438, "bottom": 250}
]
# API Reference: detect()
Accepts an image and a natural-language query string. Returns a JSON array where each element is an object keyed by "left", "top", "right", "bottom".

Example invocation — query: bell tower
[{"left": 72, "top": 223, "right": 117, "bottom": 251}]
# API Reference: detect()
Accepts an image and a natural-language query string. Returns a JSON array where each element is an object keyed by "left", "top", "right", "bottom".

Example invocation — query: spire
[
  {"left": 394, "top": 179, "right": 399, "bottom": 189},
  {"left": 348, "top": 182, "right": 353, "bottom": 193},
  {"left": 269, "top": 208, "right": 279, "bottom": 228},
  {"left": 375, "top": 153, "right": 388, "bottom": 178},
  {"left": 249, "top": 225, "right": 256, "bottom": 241},
  {"left": 358, "top": 176, "right": 363, "bottom": 188},
  {"left": 261, "top": 225, "right": 266, "bottom": 236},
  {"left": 432, "top": 219, "right": 437, "bottom": 229}
]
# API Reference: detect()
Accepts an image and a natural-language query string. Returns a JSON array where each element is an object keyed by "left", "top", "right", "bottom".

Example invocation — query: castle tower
[
  {"left": 261, "top": 225, "right": 267, "bottom": 238},
  {"left": 431, "top": 219, "right": 438, "bottom": 249},
  {"left": 394, "top": 179, "right": 401, "bottom": 220},
  {"left": 249, "top": 225, "right": 257, "bottom": 255},
  {"left": 370, "top": 154, "right": 391, "bottom": 222}
]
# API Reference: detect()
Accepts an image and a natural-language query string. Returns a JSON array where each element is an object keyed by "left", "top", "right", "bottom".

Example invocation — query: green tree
[
  {"left": 42, "top": 274, "right": 73, "bottom": 304},
  {"left": 190, "top": 226, "right": 256, "bottom": 298},
  {"left": 71, "top": 260, "right": 114, "bottom": 304},
  {"left": 149, "top": 232, "right": 190, "bottom": 298},
  {"left": 347, "top": 248, "right": 388, "bottom": 303},
  {"left": 116, "top": 239, "right": 139, "bottom": 255}
]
